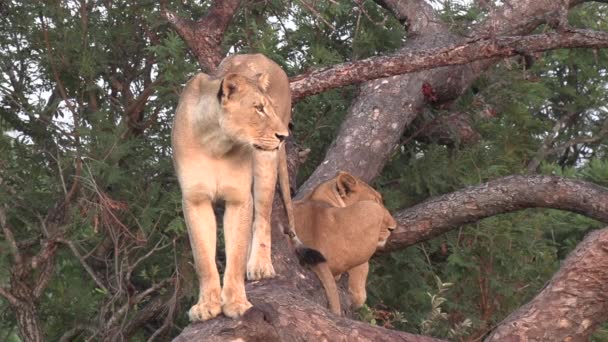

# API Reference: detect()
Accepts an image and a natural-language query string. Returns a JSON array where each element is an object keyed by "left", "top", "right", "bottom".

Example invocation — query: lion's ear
[
  {"left": 336, "top": 171, "right": 358, "bottom": 198},
  {"left": 218, "top": 74, "right": 243, "bottom": 101},
  {"left": 255, "top": 72, "right": 271, "bottom": 92}
]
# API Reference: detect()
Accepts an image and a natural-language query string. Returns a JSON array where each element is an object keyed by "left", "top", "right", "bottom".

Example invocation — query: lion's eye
[{"left": 255, "top": 104, "right": 264, "bottom": 112}]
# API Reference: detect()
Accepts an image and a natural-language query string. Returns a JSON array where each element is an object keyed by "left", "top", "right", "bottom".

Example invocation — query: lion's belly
[{"left": 174, "top": 146, "right": 253, "bottom": 204}]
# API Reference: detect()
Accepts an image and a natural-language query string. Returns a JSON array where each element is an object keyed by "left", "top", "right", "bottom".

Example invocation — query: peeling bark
[
  {"left": 485, "top": 227, "right": 608, "bottom": 341},
  {"left": 383, "top": 175, "right": 608, "bottom": 252}
]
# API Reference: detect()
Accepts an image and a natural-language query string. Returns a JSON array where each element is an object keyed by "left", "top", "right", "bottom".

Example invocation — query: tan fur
[
  {"left": 172, "top": 54, "right": 300, "bottom": 321},
  {"left": 294, "top": 171, "right": 397, "bottom": 315}
]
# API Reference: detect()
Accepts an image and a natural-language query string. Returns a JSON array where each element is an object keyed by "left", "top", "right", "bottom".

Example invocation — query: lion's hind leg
[{"left": 347, "top": 262, "right": 370, "bottom": 308}]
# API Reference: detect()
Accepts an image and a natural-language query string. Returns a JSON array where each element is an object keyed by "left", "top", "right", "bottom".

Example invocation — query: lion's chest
[{"left": 174, "top": 145, "right": 254, "bottom": 204}]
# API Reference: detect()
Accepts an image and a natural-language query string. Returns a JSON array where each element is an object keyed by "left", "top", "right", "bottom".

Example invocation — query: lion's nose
[{"left": 275, "top": 133, "right": 287, "bottom": 142}]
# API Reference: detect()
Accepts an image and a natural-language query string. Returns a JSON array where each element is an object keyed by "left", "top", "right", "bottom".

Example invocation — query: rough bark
[
  {"left": 174, "top": 279, "right": 447, "bottom": 342},
  {"left": 289, "top": 29, "right": 608, "bottom": 102},
  {"left": 383, "top": 175, "right": 608, "bottom": 252},
  {"left": 485, "top": 227, "right": 608, "bottom": 341},
  {"left": 296, "top": 0, "right": 591, "bottom": 196},
  {"left": 161, "top": 0, "right": 241, "bottom": 72}
]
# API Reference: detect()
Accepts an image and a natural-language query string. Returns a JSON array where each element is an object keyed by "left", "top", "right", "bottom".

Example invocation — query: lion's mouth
[{"left": 253, "top": 144, "right": 279, "bottom": 151}]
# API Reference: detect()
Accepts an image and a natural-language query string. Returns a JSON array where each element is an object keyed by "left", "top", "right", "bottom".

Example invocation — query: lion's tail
[
  {"left": 280, "top": 224, "right": 340, "bottom": 315},
  {"left": 277, "top": 145, "right": 326, "bottom": 266},
  {"left": 290, "top": 231, "right": 327, "bottom": 266}
]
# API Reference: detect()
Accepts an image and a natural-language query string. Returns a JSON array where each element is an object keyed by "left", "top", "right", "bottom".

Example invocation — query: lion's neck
[{"left": 183, "top": 82, "right": 246, "bottom": 158}]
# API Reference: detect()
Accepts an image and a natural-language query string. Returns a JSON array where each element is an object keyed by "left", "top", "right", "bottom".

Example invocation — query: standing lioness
[{"left": 172, "top": 54, "right": 321, "bottom": 321}]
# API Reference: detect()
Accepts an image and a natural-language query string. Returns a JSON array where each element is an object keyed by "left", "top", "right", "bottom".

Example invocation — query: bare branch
[
  {"left": 104, "top": 278, "right": 173, "bottom": 333},
  {"left": 487, "top": 227, "right": 608, "bottom": 341},
  {"left": 161, "top": 0, "right": 241, "bottom": 71},
  {"left": 298, "top": 0, "right": 336, "bottom": 31},
  {"left": 290, "top": 29, "right": 608, "bottom": 102},
  {"left": 56, "top": 237, "right": 109, "bottom": 294},
  {"left": 527, "top": 111, "right": 581, "bottom": 172},
  {"left": 383, "top": 175, "right": 608, "bottom": 252},
  {"left": 0, "top": 287, "right": 19, "bottom": 306}
]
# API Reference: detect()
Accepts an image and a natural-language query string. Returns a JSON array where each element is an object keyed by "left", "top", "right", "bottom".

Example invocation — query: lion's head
[
  {"left": 307, "top": 171, "right": 397, "bottom": 247},
  {"left": 218, "top": 73, "right": 289, "bottom": 151}
]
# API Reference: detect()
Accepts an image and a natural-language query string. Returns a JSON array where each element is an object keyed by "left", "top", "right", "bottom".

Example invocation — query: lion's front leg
[
  {"left": 247, "top": 149, "right": 278, "bottom": 280},
  {"left": 221, "top": 197, "right": 254, "bottom": 318},
  {"left": 348, "top": 262, "right": 370, "bottom": 308},
  {"left": 182, "top": 197, "right": 222, "bottom": 321}
]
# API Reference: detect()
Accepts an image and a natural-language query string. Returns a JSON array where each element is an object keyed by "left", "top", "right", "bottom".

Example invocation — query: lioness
[
  {"left": 172, "top": 54, "right": 321, "bottom": 321},
  {"left": 294, "top": 171, "right": 397, "bottom": 315}
]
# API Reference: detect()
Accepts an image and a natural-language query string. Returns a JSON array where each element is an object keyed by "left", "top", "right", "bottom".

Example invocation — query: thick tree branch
[
  {"left": 296, "top": 0, "right": 596, "bottom": 197},
  {"left": 486, "top": 227, "right": 608, "bottom": 341},
  {"left": 383, "top": 175, "right": 608, "bottom": 252},
  {"left": 161, "top": 0, "right": 241, "bottom": 71},
  {"left": 290, "top": 29, "right": 608, "bottom": 102},
  {"left": 174, "top": 279, "right": 448, "bottom": 342}
]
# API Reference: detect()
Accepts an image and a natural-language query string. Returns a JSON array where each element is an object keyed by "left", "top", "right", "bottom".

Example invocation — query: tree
[{"left": 1, "top": 0, "right": 608, "bottom": 341}]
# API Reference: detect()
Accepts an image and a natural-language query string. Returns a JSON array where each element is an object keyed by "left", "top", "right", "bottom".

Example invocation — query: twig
[
  {"left": 298, "top": 0, "right": 336, "bottom": 31},
  {"left": 353, "top": 0, "right": 388, "bottom": 27},
  {"left": 0, "top": 287, "right": 19, "bottom": 306},
  {"left": 104, "top": 278, "right": 173, "bottom": 332},
  {"left": 126, "top": 239, "right": 171, "bottom": 282},
  {"left": 56, "top": 237, "right": 109, "bottom": 294}
]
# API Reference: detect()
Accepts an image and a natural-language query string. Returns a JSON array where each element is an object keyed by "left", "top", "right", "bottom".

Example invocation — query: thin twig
[
  {"left": 57, "top": 237, "right": 109, "bottom": 294},
  {"left": 0, "top": 287, "right": 19, "bottom": 306},
  {"left": 298, "top": 0, "right": 336, "bottom": 31}
]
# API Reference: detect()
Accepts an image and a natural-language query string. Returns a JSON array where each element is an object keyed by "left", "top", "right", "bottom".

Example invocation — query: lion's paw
[
  {"left": 222, "top": 299, "right": 253, "bottom": 319},
  {"left": 188, "top": 299, "right": 222, "bottom": 322},
  {"left": 247, "top": 254, "right": 276, "bottom": 280}
]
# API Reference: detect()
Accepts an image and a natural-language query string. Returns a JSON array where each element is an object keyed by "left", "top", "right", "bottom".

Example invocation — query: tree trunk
[
  {"left": 486, "top": 227, "right": 608, "bottom": 341},
  {"left": 297, "top": 0, "right": 589, "bottom": 195},
  {"left": 13, "top": 303, "right": 44, "bottom": 342}
]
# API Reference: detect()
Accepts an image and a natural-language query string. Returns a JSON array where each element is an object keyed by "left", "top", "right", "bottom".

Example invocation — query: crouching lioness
[
  {"left": 294, "top": 171, "right": 397, "bottom": 315},
  {"left": 172, "top": 54, "right": 321, "bottom": 321}
]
